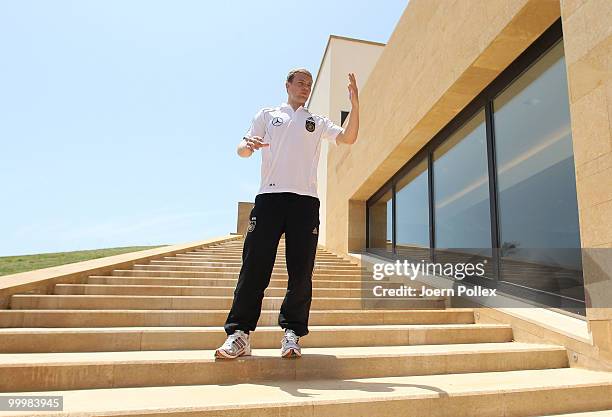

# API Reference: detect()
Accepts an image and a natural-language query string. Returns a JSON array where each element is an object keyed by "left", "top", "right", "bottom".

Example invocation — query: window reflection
[
  {"left": 432, "top": 110, "right": 494, "bottom": 277},
  {"left": 493, "top": 41, "right": 583, "bottom": 300},
  {"left": 433, "top": 110, "right": 491, "bottom": 249},
  {"left": 396, "top": 159, "right": 430, "bottom": 261},
  {"left": 365, "top": 35, "right": 584, "bottom": 309}
]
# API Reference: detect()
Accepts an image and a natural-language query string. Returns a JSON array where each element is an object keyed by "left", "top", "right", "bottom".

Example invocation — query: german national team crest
[
  {"left": 247, "top": 217, "right": 256, "bottom": 233},
  {"left": 305, "top": 117, "right": 315, "bottom": 132}
]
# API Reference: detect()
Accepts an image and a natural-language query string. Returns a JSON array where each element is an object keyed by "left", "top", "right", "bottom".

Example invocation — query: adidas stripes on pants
[{"left": 224, "top": 192, "right": 320, "bottom": 337}]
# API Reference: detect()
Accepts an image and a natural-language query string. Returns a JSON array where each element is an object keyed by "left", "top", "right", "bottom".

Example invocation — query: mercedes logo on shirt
[{"left": 272, "top": 117, "right": 284, "bottom": 126}]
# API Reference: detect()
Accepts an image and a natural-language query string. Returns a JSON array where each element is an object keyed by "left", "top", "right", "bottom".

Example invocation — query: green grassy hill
[{"left": 0, "top": 245, "right": 167, "bottom": 277}]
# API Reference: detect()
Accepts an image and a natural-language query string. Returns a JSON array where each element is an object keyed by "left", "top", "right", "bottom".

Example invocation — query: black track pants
[{"left": 224, "top": 192, "right": 320, "bottom": 337}]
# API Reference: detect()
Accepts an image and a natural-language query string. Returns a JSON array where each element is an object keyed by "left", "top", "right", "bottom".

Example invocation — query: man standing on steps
[{"left": 215, "top": 68, "right": 360, "bottom": 359}]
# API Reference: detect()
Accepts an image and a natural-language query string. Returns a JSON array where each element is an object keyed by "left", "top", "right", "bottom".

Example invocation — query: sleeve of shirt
[
  {"left": 320, "top": 117, "right": 344, "bottom": 145},
  {"left": 244, "top": 109, "right": 267, "bottom": 138}
]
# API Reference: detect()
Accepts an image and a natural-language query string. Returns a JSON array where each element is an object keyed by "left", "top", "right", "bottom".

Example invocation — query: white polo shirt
[{"left": 244, "top": 102, "right": 344, "bottom": 198}]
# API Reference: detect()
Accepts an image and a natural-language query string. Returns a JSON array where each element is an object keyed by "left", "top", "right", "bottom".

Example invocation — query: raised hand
[{"left": 347, "top": 73, "right": 359, "bottom": 107}]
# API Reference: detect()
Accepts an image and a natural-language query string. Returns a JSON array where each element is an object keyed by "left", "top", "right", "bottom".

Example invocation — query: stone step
[
  {"left": 0, "top": 343, "right": 567, "bottom": 392},
  {"left": 182, "top": 254, "right": 345, "bottom": 263},
  {"left": 5, "top": 239, "right": 604, "bottom": 416},
  {"left": 0, "top": 324, "right": 512, "bottom": 352},
  {"left": 180, "top": 250, "right": 351, "bottom": 259},
  {"left": 189, "top": 254, "right": 341, "bottom": 260},
  {"left": 0, "top": 309, "right": 475, "bottom": 328},
  {"left": 177, "top": 255, "right": 355, "bottom": 266},
  {"left": 133, "top": 264, "right": 364, "bottom": 275},
  {"left": 58, "top": 282, "right": 422, "bottom": 296},
  {"left": 167, "top": 259, "right": 355, "bottom": 269},
  {"left": 537, "top": 411, "right": 612, "bottom": 416},
  {"left": 110, "top": 269, "right": 366, "bottom": 280},
  {"left": 87, "top": 275, "right": 364, "bottom": 288},
  {"left": 9, "top": 294, "right": 446, "bottom": 310},
  {"left": 206, "top": 244, "right": 326, "bottom": 250},
  {"left": 194, "top": 245, "right": 327, "bottom": 252},
  {"left": 192, "top": 249, "right": 338, "bottom": 257},
  {"left": 183, "top": 252, "right": 343, "bottom": 262},
  {"left": 183, "top": 248, "right": 336, "bottom": 254},
  {"left": 178, "top": 253, "right": 341, "bottom": 260},
  {"left": 194, "top": 245, "right": 326, "bottom": 250},
  {"left": 151, "top": 260, "right": 359, "bottom": 270},
  {"left": 1, "top": 368, "right": 611, "bottom": 416},
  {"left": 54, "top": 284, "right": 369, "bottom": 297}
]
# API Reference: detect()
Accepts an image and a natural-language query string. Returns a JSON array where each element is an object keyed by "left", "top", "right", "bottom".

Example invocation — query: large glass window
[
  {"left": 433, "top": 110, "right": 491, "bottom": 249},
  {"left": 493, "top": 40, "right": 582, "bottom": 300},
  {"left": 368, "top": 189, "right": 392, "bottom": 254},
  {"left": 396, "top": 159, "right": 430, "bottom": 260},
  {"left": 366, "top": 21, "right": 584, "bottom": 312},
  {"left": 432, "top": 110, "right": 494, "bottom": 277}
]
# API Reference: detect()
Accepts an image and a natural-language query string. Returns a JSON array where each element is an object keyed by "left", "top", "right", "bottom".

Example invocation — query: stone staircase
[{"left": 0, "top": 238, "right": 611, "bottom": 416}]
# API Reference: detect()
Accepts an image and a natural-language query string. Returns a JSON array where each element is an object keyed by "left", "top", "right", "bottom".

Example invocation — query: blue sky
[{"left": 0, "top": 0, "right": 407, "bottom": 256}]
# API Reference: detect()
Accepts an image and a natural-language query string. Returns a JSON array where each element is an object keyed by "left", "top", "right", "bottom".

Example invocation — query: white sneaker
[
  {"left": 214, "top": 330, "right": 251, "bottom": 359},
  {"left": 281, "top": 329, "right": 301, "bottom": 358}
]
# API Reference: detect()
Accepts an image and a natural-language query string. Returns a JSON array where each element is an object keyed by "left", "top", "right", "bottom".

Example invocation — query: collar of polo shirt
[{"left": 281, "top": 102, "right": 309, "bottom": 113}]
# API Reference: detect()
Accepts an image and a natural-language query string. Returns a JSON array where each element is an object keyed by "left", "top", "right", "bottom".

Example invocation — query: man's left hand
[{"left": 348, "top": 73, "right": 359, "bottom": 108}]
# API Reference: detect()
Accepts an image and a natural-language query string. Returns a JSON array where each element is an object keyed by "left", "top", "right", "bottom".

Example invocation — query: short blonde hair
[{"left": 286, "top": 68, "right": 312, "bottom": 83}]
